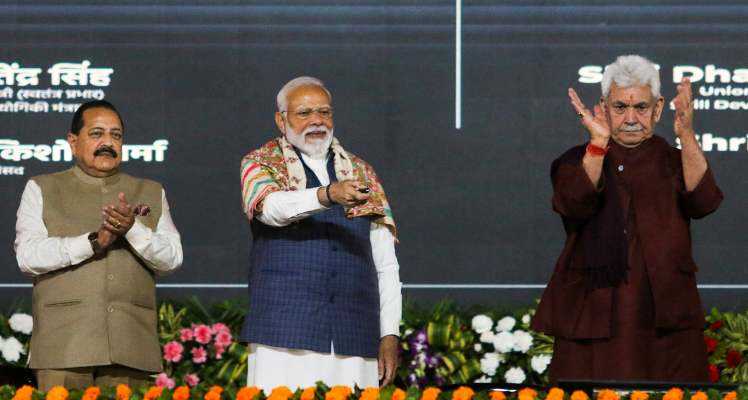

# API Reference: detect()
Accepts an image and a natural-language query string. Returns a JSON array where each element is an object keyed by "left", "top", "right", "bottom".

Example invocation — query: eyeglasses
[
  {"left": 281, "top": 107, "right": 333, "bottom": 120},
  {"left": 608, "top": 102, "right": 653, "bottom": 116}
]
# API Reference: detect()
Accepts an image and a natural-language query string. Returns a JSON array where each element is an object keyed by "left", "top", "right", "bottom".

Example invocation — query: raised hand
[
  {"left": 101, "top": 192, "right": 136, "bottom": 235},
  {"left": 568, "top": 88, "right": 611, "bottom": 146},
  {"left": 673, "top": 77, "right": 695, "bottom": 138}
]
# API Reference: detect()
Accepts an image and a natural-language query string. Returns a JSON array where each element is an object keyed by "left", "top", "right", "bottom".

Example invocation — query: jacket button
[
  {"left": 107, "top": 306, "right": 114, "bottom": 313},
  {"left": 617, "top": 164, "right": 624, "bottom": 172},
  {"left": 329, "top": 295, "right": 335, "bottom": 303},
  {"left": 107, "top": 274, "right": 114, "bottom": 281}
]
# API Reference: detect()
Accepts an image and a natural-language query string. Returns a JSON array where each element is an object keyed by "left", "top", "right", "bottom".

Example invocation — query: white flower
[
  {"left": 474, "top": 343, "right": 483, "bottom": 352},
  {"left": 496, "top": 316, "right": 516, "bottom": 332},
  {"left": 480, "top": 354, "right": 500, "bottom": 376},
  {"left": 480, "top": 331, "right": 496, "bottom": 343},
  {"left": 404, "top": 328, "right": 414, "bottom": 336},
  {"left": 1, "top": 336, "right": 25, "bottom": 363},
  {"left": 512, "top": 330, "right": 533, "bottom": 353},
  {"left": 521, "top": 314, "right": 531, "bottom": 325},
  {"left": 471, "top": 314, "right": 493, "bottom": 334},
  {"left": 474, "top": 375, "right": 492, "bottom": 383},
  {"left": 530, "top": 354, "right": 552, "bottom": 374},
  {"left": 492, "top": 331, "right": 515, "bottom": 353},
  {"left": 504, "top": 367, "right": 526, "bottom": 384},
  {"left": 9, "top": 313, "right": 33, "bottom": 335}
]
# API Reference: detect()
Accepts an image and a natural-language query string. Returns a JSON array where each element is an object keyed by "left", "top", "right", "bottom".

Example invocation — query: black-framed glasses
[{"left": 281, "top": 107, "right": 333, "bottom": 120}]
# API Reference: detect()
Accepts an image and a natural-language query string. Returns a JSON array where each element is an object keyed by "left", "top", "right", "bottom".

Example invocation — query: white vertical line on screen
[{"left": 455, "top": 0, "right": 462, "bottom": 130}]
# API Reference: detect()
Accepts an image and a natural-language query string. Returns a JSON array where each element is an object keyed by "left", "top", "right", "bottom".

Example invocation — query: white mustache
[
  {"left": 620, "top": 124, "right": 644, "bottom": 132},
  {"left": 302, "top": 125, "right": 331, "bottom": 136}
]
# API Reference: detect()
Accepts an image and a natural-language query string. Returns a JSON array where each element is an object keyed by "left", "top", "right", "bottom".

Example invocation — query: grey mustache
[{"left": 620, "top": 124, "right": 643, "bottom": 132}]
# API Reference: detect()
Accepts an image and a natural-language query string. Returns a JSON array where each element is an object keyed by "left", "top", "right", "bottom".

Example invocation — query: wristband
[{"left": 586, "top": 143, "right": 609, "bottom": 156}]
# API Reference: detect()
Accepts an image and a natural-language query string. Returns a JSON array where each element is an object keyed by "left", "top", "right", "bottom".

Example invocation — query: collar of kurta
[
  {"left": 241, "top": 136, "right": 397, "bottom": 239},
  {"left": 72, "top": 164, "right": 122, "bottom": 186}
]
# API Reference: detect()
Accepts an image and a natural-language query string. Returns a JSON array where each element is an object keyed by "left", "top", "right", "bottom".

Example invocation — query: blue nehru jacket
[{"left": 240, "top": 152, "right": 381, "bottom": 358}]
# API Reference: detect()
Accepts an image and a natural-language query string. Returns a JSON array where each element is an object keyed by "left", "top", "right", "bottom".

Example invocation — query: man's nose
[
  {"left": 624, "top": 107, "right": 638, "bottom": 123},
  {"left": 101, "top": 132, "right": 115, "bottom": 145},
  {"left": 308, "top": 113, "right": 325, "bottom": 126}
]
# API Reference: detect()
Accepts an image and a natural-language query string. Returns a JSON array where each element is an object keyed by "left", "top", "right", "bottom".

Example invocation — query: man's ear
[
  {"left": 653, "top": 96, "right": 665, "bottom": 123},
  {"left": 274, "top": 112, "right": 286, "bottom": 136},
  {"left": 66, "top": 132, "right": 78, "bottom": 157}
]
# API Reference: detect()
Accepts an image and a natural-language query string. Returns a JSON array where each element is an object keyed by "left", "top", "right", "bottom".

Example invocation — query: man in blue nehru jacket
[{"left": 239, "top": 76, "right": 402, "bottom": 389}]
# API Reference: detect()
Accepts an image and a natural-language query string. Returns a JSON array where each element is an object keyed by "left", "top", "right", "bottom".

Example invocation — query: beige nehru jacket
[{"left": 29, "top": 166, "right": 164, "bottom": 372}]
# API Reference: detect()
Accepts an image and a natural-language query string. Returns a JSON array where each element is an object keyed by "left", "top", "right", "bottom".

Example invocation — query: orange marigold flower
[
  {"left": 300, "top": 387, "right": 316, "bottom": 400},
  {"left": 489, "top": 391, "right": 506, "bottom": 400},
  {"left": 663, "top": 388, "right": 684, "bottom": 400},
  {"left": 546, "top": 388, "right": 565, "bottom": 400},
  {"left": 452, "top": 386, "right": 476, "bottom": 400},
  {"left": 205, "top": 386, "right": 224, "bottom": 400},
  {"left": 326, "top": 386, "right": 353, "bottom": 400},
  {"left": 596, "top": 389, "right": 619, "bottom": 400},
  {"left": 392, "top": 389, "right": 406, "bottom": 400},
  {"left": 116, "top": 384, "right": 132, "bottom": 400},
  {"left": 173, "top": 385, "right": 191, "bottom": 400},
  {"left": 82, "top": 387, "right": 101, "bottom": 400},
  {"left": 690, "top": 391, "right": 707, "bottom": 400},
  {"left": 144, "top": 386, "right": 164, "bottom": 400},
  {"left": 238, "top": 387, "right": 263, "bottom": 400},
  {"left": 12, "top": 385, "right": 34, "bottom": 400},
  {"left": 571, "top": 391, "right": 590, "bottom": 400},
  {"left": 46, "top": 386, "right": 69, "bottom": 400},
  {"left": 723, "top": 391, "right": 737, "bottom": 400},
  {"left": 518, "top": 388, "right": 538, "bottom": 400},
  {"left": 360, "top": 387, "right": 380, "bottom": 400},
  {"left": 421, "top": 388, "right": 442, "bottom": 400},
  {"left": 268, "top": 386, "right": 294, "bottom": 400},
  {"left": 630, "top": 391, "right": 648, "bottom": 400}
]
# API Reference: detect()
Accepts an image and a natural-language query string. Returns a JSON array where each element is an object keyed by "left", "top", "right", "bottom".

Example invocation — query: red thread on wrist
[{"left": 586, "top": 143, "right": 609, "bottom": 156}]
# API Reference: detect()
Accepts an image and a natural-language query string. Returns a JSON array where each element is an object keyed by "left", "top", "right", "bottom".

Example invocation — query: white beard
[{"left": 285, "top": 124, "right": 333, "bottom": 159}]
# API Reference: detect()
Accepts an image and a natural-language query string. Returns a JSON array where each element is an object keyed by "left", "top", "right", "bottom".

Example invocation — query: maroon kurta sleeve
[
  {"left": 680, "top": 167, "right": 723, "bottom": 219},
  {"left": 551, "top": 154, "right": 603, "bottom": 220}
]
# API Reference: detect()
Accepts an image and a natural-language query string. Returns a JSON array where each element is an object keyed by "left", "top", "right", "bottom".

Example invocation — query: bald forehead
[{"left": 286, "top": 85, "right": 331, "bottom": 108}]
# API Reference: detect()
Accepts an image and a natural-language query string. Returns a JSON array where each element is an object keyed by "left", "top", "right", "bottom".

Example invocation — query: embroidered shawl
[{"left": 240, "top": 136, "right": 397, "bottom": 238}]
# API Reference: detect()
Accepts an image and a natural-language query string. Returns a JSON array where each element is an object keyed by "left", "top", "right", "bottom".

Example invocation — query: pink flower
[
  {"left": 213, "top": 343, "right": 226, "bottom": 360},
  {"left": 214, "top": 330, "right": 233, "bottom": 347},
  {"left": 193, "top": 324, "right": 212, "bottom": 344},
  {"left": 211, "top": 322, "right": 230, "bottom": 335},
  {"left": 155, "top": 372, "right": 176, "bottom": 389},
  {"left": 191, "top": 346, "right": 208, "bottom": 364},
  {"left": 179, "top": 328, "right": 194, "bottom": 342},
  {"left": 184, "top": 373, "right": 200, "bottom": 387},
  {"left": 163, "top": 341, "right": 184, "bottom": 363}
]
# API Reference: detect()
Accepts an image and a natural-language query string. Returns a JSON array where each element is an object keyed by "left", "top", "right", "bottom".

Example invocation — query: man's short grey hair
[
  {"left": 276, "top": 76, "right": 332, "bottom": 112},
  {"left": 602, "top": 55, "right": 661, "bottom": 99}
]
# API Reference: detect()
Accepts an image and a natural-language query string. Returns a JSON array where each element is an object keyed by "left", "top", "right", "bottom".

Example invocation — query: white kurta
[
  {"left": 14, "top": 179, "right": 183, "bottom": 275},
  {"left": 248, "top": 152, "right": 402, "bottom": 389}
]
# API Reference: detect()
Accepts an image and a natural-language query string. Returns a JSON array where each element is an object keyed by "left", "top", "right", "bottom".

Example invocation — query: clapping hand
[
  {"left": 568, "top": 88, "right": 611, "bottom": 147},
  {"left": 673, "top": 77, "right": 695, "bottom": 138}
]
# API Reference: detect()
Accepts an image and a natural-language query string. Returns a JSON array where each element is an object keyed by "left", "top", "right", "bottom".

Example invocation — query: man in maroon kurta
[{"left": 532, "top": 55, "right": 723, "bottom": 382}]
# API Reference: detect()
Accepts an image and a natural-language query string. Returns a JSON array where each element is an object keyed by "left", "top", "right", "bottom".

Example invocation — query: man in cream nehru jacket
[{"left": 14, "top": 100, "right": 183, "bottom": 390}]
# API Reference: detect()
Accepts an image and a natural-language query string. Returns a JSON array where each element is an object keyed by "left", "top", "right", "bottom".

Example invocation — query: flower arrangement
[
  {"left": 0, "top": 313, "right": 32, "bottom": 366},
  {"left": 705, "top": 308, "right": 748, "bottom": 383},
  {"left": 2, "top": 299, "right": 748, "bottom": 389},
  {"left": 0, "top": 384, "right": 745, "bottom": 400},
  {"left": 400, "top": 302, "right": 553, "bottom": 387},
  {"left": 156, "top": 299, "right": 247, "bottom": 389}
]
